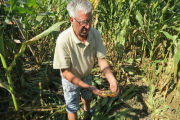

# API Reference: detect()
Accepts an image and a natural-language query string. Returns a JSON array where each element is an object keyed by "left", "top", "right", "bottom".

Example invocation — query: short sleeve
[{"left": 95, "top": 30, "right": 106, "bottom": 58}]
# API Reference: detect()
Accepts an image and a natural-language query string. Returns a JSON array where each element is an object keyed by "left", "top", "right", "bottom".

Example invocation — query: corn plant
[
  {"left": 1, "top": 0, "right": 180, "bottom": 119},
  {"left": 94, "top": 0, "right": 180, "bottom": 119},
  {"left": 0, "top": 0, "right": 67, "bottom": 115}
]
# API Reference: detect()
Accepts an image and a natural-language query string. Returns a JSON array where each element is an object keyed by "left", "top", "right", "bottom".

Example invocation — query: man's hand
[
  {"left": 87, "top": 86, "right": 106, "bottom": 97},
  {"left": 109, "top": 81, "right": 119, "bottom": 97},
  {"left": 98, "top": 58, "right": 119, "bottom": 97}
]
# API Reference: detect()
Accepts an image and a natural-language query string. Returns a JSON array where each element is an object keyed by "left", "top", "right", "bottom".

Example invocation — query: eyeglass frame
[{"left": 74, "top": 18, "right": 92, "bottom": 26}]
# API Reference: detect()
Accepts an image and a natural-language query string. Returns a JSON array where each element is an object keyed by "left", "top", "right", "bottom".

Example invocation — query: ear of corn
[{"left": 101, "top": 90, "right": 117, "bottom": 96}]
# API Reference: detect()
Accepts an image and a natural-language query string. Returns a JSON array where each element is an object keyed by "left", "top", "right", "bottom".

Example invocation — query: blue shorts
[{"left": 61, "top": 74, "right": 92, "bottom": 113}]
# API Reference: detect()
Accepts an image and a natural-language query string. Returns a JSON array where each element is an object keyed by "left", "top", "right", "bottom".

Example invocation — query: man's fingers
[{"left": 100, "top": 88, "right": 105, "bottom": 91}]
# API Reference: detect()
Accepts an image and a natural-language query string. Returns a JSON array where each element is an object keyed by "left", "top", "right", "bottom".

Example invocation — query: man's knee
[{"left": 66, "top": 103, "right": 80, "bottom": 113}]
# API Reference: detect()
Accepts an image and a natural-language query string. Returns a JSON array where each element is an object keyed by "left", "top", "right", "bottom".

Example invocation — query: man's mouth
[{"left": 81, "top": 29, "right": 88, "bottom": 33}]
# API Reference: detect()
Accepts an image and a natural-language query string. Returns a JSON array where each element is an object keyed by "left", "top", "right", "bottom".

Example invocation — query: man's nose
[{"left": 84, "top": 23, "right": 91, "bottom": 29}]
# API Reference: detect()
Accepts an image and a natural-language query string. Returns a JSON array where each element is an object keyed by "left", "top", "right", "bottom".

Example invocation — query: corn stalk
[
  {"left": 90, "top": 0, "right": 101, "bottom": 11},
  {"left": 0, "top": 21, "right": 66, "bottom": 111}
]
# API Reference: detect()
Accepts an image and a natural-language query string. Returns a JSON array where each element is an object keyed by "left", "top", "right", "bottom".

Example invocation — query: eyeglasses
[{"left": 74, "top": 18, "right": 92, "bottom": 26}]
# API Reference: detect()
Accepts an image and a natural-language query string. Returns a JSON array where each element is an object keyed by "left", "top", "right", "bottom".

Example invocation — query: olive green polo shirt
[{"left": 53, "top": 26, "right": 106, "bottom": 79}]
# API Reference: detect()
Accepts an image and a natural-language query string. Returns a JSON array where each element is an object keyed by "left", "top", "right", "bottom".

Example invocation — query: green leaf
[
  {"left": 10, "top": 0, "right": 18, "bottom": 12},
  {"left": 106, "top": 96, "right": 118, "bottom": 113},
  {"left": 171, "top": 26, "right": 180, "bottom": 31},
  {"left": 174, "top": 42, "right": 180, "bottom": 72},
  {"left": 119, "top": 16, "right": 129, "bottom": 46},
  {"left": 0, "top": 53, "right": 7, "bottom": 71},
  {"left": 136, "top": 10, "right": 143, "bottom": 29},
  {"left": 149, "top": 80, "right": 155, "bottom": 93},
  {"left": 121, "top": 86, "right": 135, "bottom": 99},
  {"left": 178, "top": 80, "right": 180, "bottom": 93},
  {"left": 160, "top": 31, "right": 177, "bottom": 41},
  {"left": 174, "top": 51, "right": 180, "bottom": 67},
  {"left": 17, "top": 7, "right": 34, "bottom": 14},
  {"left": 123, "top": 92, "right": 136, "bottom": 101},
  {"left": 101, "top": 97, "right": 108, "bottom": 106},
  {"left": 0, "top": 28, "right": 5, "bottom": 57},
  {"left": 94, "top": 79, "right": 103, "bottom": 85},
  {"left": 151, "top": 105, "right": 170, "bottom": 117},
  {"left": 27, "top": 0, "right": 39, "bottom": 8},
  {"left": 8, "top": 21, "right": 67, "bottom": 72},
  {"left": 152, "top": 1, "right": 159, "bottom": 13},
  {"left": 36, "top": 12, "right": 52, "bottom": 22}
]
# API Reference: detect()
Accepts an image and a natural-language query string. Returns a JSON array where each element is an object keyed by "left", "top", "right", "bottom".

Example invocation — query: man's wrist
[{"left": 86, "top": 85, "right": 93, "bottom": 91}]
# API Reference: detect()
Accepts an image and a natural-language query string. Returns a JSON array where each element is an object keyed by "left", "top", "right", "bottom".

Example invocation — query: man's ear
[{"left": 69, "top": 17, "right": 73, "bottom": 23}]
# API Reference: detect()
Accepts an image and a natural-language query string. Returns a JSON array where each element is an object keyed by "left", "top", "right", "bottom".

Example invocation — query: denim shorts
[{"left": 61, "top": 74, "right": 92, "bottom": 113}]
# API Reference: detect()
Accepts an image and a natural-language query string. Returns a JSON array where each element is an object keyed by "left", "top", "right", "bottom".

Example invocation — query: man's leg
[
  {"left": 81, "top": 97, "right": 91, "bottom": 111},
  {"left": 81, "top": 97, "right": 94, "bottom": 120},
  {"left": 61, "top": 77, "right": 80, "bottom": 120},
  {"left": 80, "top": 74, "right": 93, "bottom": 119},
  {"left": 67, "top": 98, "right": 90, "bottom": 120},
  {"left": 81, "top": 75, "right": 93, "bottom": 111},
  {"left": 67, "top": 112, "right": 78, "bottom": 120}
]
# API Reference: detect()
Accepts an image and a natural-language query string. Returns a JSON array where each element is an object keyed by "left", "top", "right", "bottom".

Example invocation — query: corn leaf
[
  {"left": 121, "top": 86, "right": 135, "bottom": 99},
  {"left": 101, "top": 97, "right": 108, "bottom": 106},
  {"left": 136, "top": 10, "right": 143, "bottom": 29},
  {"left": 0, "top": 28, "right": 5, "bottom": 57},
  {"left": 174, "top": 42, "right": 180, "bottom": 76},
  {"left": 151, "top": 105, "right": 170, "bottom": 117},
  {"left": 8, "top": 21, "right": 66, "bottom": 72},
  {"left": 160, "top": 31, "right": 177, "bottom": 41}
]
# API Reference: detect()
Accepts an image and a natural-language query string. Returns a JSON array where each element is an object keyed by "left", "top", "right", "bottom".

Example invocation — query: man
[{"left": 53, "top": 0, "right": 119, "bottom": 119}]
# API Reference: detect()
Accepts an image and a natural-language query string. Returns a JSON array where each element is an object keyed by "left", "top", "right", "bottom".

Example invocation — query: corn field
[{"left": 0, "top": 0, "right": 180, "bottom": 119}]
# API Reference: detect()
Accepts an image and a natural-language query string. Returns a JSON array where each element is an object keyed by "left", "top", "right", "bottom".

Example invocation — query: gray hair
[{"left": 67, "top": 0, "right": 92, "bottom": 18}]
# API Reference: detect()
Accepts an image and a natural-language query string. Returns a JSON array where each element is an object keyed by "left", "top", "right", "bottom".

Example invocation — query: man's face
[{"left": 70, "top": 11, "right": 92, "bottom": 38}]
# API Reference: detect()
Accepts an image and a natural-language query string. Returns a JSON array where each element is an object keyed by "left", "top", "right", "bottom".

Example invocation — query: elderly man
[{"left": 53, "top": 0, "right": 119, "bottom": 119}]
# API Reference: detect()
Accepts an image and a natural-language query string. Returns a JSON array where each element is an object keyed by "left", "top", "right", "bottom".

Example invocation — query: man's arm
[
  {"left": 61, "top": 68, "right": 105, "bottom": 97},
  {"left": 98, "top": 58, "right": 119, "bottom": 94}
]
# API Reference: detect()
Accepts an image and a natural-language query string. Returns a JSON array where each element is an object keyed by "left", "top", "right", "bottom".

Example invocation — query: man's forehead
[
  {"left": 77, "top": 15, "right": 92, "bottom": 21},
  {"left": 78, "top": 18, "right": 92, "bottom": 21},
  {"left": 77, "top": 11, "right": 92, "bottom": 17}
]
